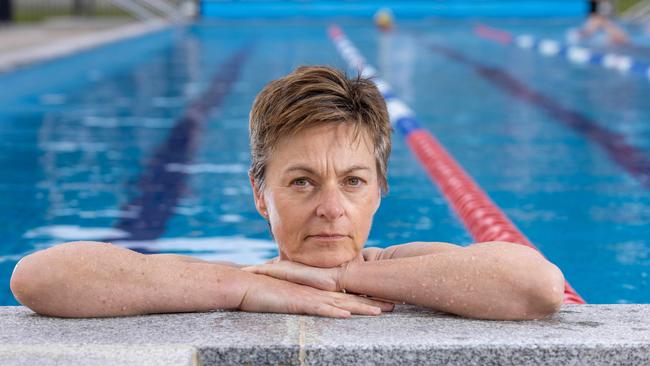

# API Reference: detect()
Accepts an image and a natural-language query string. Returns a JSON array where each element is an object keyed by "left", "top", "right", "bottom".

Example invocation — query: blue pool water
[{"left": 1, "top": 18, "right": 649, "bottom": 306}]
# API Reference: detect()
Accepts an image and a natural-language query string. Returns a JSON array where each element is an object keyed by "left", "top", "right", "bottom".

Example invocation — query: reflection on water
[
  {"left": 23, "top": 225, "right": 130, "bottom": 240},
  {"left": 609, "top": 241, "right": 650, "bottom": 266},
  {"left": 115, "top": 236, "right": 278, "bottom": 264},
  {"left": 165, "top": 163, "right": 248, "bottom": 174},
  {"left": 17, "top": 223, "right": 278, "bottom": 265}
]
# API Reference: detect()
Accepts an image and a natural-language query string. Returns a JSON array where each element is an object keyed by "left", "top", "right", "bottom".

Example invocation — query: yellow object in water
[{"left": 374, "top": 8, "right": 394, "bottom": 32}]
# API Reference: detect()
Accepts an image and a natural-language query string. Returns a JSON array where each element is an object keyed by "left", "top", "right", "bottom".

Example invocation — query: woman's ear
[{"left": 249, "top": 173, "right": 268, "bottom": 218}]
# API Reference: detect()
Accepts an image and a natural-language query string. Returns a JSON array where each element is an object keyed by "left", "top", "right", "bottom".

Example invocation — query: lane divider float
[
  {"left": 475, "top": 24, "right": 650, "bottom": 80},
  {"left": 328, "top": 25, "right": 585, "bottom": 304},
  {"left": 421, "top": 40, "right": 650, "bottom": 188}
]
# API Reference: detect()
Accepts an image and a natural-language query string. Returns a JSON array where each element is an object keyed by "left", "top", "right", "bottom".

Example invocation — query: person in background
[{"left": 577, "top": 0, "right": 629, "bottom": 45}]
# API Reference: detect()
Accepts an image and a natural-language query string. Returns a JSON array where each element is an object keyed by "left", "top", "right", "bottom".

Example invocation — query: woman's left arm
[
  {"left": 348, "top": 241, "right": 565, "bottom": 320},
  {"left": 362, "top": 241, "right": 463, "bottom": 260}
]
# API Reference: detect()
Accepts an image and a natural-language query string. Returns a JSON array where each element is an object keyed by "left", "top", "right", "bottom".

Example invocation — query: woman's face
[{"left": 251, "top": 123, "right": 382, "bottom": 268}]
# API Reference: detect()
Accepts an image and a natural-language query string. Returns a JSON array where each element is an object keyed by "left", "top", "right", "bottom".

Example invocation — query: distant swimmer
[
  {"left": 374, "top": 8, "right": 394, "bottom": 32},
  {"left": 577, "top": 0, "right": 629, "bottom": 45}
]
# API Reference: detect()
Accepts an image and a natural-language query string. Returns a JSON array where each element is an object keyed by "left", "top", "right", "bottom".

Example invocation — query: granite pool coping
[{"left": 0, "top": 304, "right": 648, "bottom": 365}]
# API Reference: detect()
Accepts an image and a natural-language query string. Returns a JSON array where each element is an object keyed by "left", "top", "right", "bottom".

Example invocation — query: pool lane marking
[
  {"left": 475, "top": 24, "right": 650, "bottom": 79},
  {"left": 423, "top": 41, "right": 650, "bottom": 188},
  {"left": 328, "top": 25, "right": 586, "bottom": 305},
  {"left": 113, "top": 46, "right": 252, "bottom": 242}
]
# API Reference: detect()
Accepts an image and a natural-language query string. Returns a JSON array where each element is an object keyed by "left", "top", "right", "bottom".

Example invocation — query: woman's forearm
[
  {"left": 10, "top": 241, "right": 251, "bottom": 318},
  {"left": 342, "top": 242, "right": 565, "bottom": 320}
]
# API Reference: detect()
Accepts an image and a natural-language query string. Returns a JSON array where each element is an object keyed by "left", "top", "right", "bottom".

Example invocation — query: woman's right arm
[{"left": 10, "top": 241, "right": 390, "bottom": 318}]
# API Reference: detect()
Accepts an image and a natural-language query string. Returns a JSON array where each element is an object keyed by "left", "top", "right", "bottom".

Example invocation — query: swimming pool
[{"left": 1, "top": 18, "right": 648, "bottom": 306}]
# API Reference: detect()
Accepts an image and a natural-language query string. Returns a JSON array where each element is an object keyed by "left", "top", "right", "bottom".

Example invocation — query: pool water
[{"left": 1, "top": 18, "right": 649, "bottom": 306}]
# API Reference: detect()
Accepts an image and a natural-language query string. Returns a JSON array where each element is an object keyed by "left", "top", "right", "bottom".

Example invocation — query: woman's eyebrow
[{"left": 283, "top": 165, "right": 370, "bottom": 176}]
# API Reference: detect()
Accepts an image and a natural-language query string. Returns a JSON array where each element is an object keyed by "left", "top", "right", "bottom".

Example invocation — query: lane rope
[
  {"left": 421, "top": 39, "right": 650, "bottom": 188},
  {"left": 328, "top": 25, "right": 585, "bottom": 304},
  {"left": 475, "top": 24, "right": 650, "bottom": 80}
]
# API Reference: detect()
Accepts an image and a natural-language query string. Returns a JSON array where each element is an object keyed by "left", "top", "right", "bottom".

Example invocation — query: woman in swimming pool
[{"left": 10, "top": 66, "right": 565, "bottom": 320}]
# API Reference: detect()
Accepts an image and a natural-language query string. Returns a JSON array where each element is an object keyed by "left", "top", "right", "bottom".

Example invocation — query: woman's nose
[{"left": 315, "top": 185, "right": 345, "bottom": 220}]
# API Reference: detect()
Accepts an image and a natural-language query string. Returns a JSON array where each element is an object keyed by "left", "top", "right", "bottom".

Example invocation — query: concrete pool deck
[
  {"left": 0, "top": 304, "right": 649, "bottom": 365},
  {"left": 0, "top": 18, "right": 169, "bottom": 72}
]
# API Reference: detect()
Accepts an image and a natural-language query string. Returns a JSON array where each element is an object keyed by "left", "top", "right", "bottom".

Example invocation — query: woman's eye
[
  {"left": 291, "top": 178, "right": 310, "bottom": 187},
  {"left": 345, "top": 177, "right": 364, "bottom": 187}
]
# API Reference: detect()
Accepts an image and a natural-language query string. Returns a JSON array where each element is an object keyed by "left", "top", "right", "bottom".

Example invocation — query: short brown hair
[{"left": 249, "top": 65, "right": 392, "bottom": 194}]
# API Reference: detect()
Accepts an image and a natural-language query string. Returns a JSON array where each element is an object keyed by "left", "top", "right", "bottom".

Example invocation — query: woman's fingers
[
  {"left": 242, "top": 264, "right": 297, "bottom": 284},
  {"left": 240, "top": 275, "right": 390, "bottom": 318},
  {"left": 312, "top": 303, "right": 352, "bottom": 318},
  {"left": 288, "top": 287, "right": 381, "bottom": 317},
  {"left": 242, "top": 262, "right": 338, "bottom": 291},
  {"left": 332, "top": 292, "right": 395, "bottom": 312},
  {"left": 322, "top": 292, "right": 393, "bottom": 316},
  {"left": 364, "top": 296, "right": 397, "bottom": 312},
  {"left": 240, "top": 273, "right": 388, "bottom": 319},
  {"left": 304, "top": 293, "right": 379, "bottom": 317},
  {"left": 359, "top": 297, "right": 394, "bottom": 312},
  {"left": 241, "top": 263, "right": 294, "bottom": 280},
  {"left": 367, "top": 298, "right": 395, "bottom": 312},
  {"left": 333, "top": 298, "right": 382, "bottom": 316},
  {"left": 240, "top": 265, "right": 270, "bottom": 275}
]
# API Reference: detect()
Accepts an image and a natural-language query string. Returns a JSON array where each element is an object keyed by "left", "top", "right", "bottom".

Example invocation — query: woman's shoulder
[
  {"left": 361, "top": 247, "right": 385, "bottom": 261},
  {"left": 362, "top": 241, "right": 463, "bottom": 261}
]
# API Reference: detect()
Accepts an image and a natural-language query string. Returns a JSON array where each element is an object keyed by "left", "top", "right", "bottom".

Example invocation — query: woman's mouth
[{"left": 306, "top": 234, "right": 347, "bottom": 241}]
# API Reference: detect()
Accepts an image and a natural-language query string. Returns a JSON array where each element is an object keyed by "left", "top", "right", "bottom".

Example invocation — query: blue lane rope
[{"left": 476, "top": 24, "right": 650, "bottom": 80}]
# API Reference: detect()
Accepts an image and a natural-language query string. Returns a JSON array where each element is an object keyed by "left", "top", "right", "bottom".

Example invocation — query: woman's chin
[{"left": 291, "top": 249, "right": 356, "bottom": 268}]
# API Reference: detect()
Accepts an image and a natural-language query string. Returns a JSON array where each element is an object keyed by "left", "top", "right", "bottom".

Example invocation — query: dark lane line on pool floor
[
  {"left": 111, "top": 45, "right": 252, "bottom": 244},
  {"left": 426, "top": 43, "right": 650, "bottom": 187}
]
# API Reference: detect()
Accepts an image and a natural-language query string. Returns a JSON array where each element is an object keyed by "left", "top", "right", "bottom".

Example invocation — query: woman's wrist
[
  {"left": 220, "top": 265, "right": 259, "bottom": 311},
  {"left": 336, "top": 261, "right": 355, "bottom": 293}
]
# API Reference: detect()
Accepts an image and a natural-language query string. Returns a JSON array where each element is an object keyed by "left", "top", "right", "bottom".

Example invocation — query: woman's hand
[
  {"left": 238, "top": 273, "right": 393, "bottom": 318},
  {"left": 242, "top": 260, "right": 342, "bottom": 292}
]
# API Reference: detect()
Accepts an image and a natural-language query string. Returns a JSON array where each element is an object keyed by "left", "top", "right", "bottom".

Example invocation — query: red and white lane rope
[{"left": 328, "top": 25, "right": 585, "bottom": 304}]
